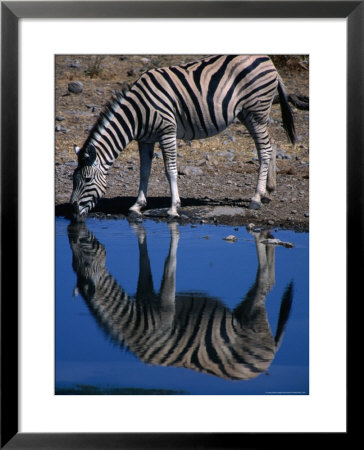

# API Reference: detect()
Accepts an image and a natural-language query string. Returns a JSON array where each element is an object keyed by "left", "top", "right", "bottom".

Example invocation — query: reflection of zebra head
[
  {"left": 67, "top": 223, "right": 293, "bottom": 381},
  {"left": 70, "top": 144, "right": 107, "bottom": 221}
]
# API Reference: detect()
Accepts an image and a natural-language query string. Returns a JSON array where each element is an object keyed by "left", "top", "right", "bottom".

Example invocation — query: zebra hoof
[
  {"left": 167, "top": 208, "right": 180, "bottom": 218},
  {"left": 261, "top": 196, "right": 271, "bottom": 204},
  {"left": 167, "top": 212, "right": 180, "bottom": 219},
  {"left": 129, "top": 206, "right": 143, "bottom": 215},
  {"left": 248, "top": 200, "right": 261, "bottom": 210}
]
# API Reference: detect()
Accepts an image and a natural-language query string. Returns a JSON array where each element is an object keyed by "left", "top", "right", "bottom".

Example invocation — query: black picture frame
[{"left": 1, "top": 1, "right": 357, "bottom": 448}]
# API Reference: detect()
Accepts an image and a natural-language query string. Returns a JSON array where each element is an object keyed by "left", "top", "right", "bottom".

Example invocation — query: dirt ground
[{"left": 55, "top": 55, "right": 309, "bottom": 231}]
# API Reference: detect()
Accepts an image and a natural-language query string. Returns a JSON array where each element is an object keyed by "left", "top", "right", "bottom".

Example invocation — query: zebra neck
[{"left": 89, "top": 96, "right": 139, "bottom": 168}]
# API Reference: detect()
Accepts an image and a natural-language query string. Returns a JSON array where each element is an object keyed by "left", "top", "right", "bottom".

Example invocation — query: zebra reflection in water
[{"left": 68, "top": 222, "right": 293, "bottom": 381}]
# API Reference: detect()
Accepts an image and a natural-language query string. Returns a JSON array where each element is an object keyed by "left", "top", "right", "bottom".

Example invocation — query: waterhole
[{"left": 56, "top": 217, "right": 309, "bottom": 395}]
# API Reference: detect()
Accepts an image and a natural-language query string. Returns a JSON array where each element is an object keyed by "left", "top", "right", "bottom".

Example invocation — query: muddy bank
[{"left": 55, "top": 55, "right": 309, "bottom": 232}]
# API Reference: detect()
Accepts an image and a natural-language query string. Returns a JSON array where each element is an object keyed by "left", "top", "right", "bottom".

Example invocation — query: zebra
[
  {"left": 68, "top": 222, "right": 294, "bottom": 381},
  {"left": 69, "top": 55, "right": 296, "bottom": 221}
]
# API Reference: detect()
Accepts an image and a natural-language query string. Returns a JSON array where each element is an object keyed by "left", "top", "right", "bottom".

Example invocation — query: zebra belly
[{"left": 175, "top": 118, "right": 233, "bottom": 141}]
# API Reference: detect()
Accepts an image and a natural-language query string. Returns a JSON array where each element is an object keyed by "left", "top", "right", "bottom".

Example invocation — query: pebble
[
  {"left": 69, "top": 61, "right": 81, "bottom": 68},
  {"left": 178, "top": 166, "right": 203, "bottom": 176},
  {"left": 261, "top": 238, "right": 294, "bottom": 248},
  {"left": 55, "top": 125, "right": 67, "bottom": 133},
  {"left": 68, "top": 81, "right": 83, "bottom": 94},
  {"left": 56, "top": 116, "right": 65, "bottom": 121},
  {"left": 223, "top": 235, "right": 238, "bottom": 242}
]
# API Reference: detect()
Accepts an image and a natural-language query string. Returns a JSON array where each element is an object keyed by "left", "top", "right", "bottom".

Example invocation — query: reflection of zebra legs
[
  {"left": 133, "top": 222, "right": 180, "bottom": 328},
  {"left": 160, "top": 223, "right": 180, "bottom": 321},
  {"left": 234, "top": 230, "right": 292, "bottom": 346},
  {"left": 255, "top": 230, "right": 275, "bottom": 295}
]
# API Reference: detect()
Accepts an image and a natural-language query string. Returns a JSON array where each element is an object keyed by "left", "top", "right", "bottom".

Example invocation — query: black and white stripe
[
  {"left": 70, "top": 55, "right": 295, "bottom": 219},
  {"left": 68, "top": 222, "right": 293, "bottom": 381}
]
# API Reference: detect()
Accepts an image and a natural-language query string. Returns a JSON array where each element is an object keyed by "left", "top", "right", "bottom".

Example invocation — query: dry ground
[{"left": 55, "top": 55, "right": 309, "bottom": 231}]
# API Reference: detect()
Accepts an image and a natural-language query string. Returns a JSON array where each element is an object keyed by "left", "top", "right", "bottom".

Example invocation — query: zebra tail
[
  {"left": 274, "top": 281, "right": 294, "bottom": 350},
  {"left": 277, "top": 77, "right": 296, "bottom": 146}
]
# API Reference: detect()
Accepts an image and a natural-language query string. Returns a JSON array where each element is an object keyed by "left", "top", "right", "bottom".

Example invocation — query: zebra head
[{"left": 70, "top": 144, "right": 107, "bottom": 221}]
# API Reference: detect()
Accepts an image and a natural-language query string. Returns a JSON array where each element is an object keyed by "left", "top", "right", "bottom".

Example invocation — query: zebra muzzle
[{"left": 70, "top": 202, "right": 84, "bottom": 223}]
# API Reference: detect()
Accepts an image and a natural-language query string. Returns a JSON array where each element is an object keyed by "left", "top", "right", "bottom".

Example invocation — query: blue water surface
[{"left": 55, "top": 217, "right": 309, "bottom": 395}]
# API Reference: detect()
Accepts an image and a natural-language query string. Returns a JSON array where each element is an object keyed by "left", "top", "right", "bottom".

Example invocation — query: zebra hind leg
[
  {"left": 129, "top": 142, "right": 155, "bottom": 215},
  {"left": 238, "top": 112, "right": 274, "bottom": 209}
]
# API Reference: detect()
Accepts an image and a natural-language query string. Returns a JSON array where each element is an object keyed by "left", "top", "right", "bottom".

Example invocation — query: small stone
[
  {"left": 68, "top": 81, "right": 83, "bottom": 94},
  {"left": 223, "top": 235, "right": 238, "bottom": 242},
  {"left": 304, "top": 213, "right": 309, "bottom": 217},
  {"left": 69, "top": 61, "right": 81, "bottom": 68},
  {"left": 56, "top": 116, "right": 65, "bottom": 121},
  {"left": 178, "top": 166, "right": 203, "bottom": 176},
  {"left": 55, "top": 125, "right": 67, "bottom": 133}
]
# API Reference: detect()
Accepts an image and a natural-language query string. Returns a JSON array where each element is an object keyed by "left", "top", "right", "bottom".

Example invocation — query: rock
[
  {"left": 218, "top": 150, "right": 235, "bottom": 159},
  {"left": 69, "top": 61, "right": 81, "bottom": 68},
  {"left": 223, "top": 235, "right": 238, "bottom": 242},
  {"left": 68, "top": 81, "right": 83, "bottom": 94},
  {"left": 178, "top": 166, "right": 203, "bottom": 176},
  {"left": 261, "top": 238, "right": 294, "bottom": 248},
  {"left": 56, "top": 116, "right": 65, "bottom": 121},
  {"left": 55, "top": 125, "right": 67, "bottom": 133}
]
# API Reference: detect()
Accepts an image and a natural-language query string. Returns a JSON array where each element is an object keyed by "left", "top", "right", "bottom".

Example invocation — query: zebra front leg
[
  {"left": 160, "top": 134, "right": 181, "bottom": 217},
  {"left": 129, "top": 142, "right": 154, "bottom": 214}
]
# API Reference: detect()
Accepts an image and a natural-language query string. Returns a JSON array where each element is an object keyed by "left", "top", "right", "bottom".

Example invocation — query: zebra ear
[{"left": 74, "top": 145, "right": 81, "bottom": 155}]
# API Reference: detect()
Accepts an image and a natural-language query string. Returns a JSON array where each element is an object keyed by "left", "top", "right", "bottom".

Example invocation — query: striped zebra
[
  {"left": 68, "top": 222, "right": 293, "bottom": 381},
  {"left": 70, "top": 55, "right": 296, "bottom": 220}
]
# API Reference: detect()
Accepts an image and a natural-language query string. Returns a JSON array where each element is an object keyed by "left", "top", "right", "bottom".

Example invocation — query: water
[{"left": 55, "top": 217, "right": 309, "bottom": 395}]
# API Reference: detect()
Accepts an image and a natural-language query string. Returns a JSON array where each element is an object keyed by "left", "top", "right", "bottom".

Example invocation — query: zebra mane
[{"left": 82, "top": 87, "right": 129, "bottom": 151}]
